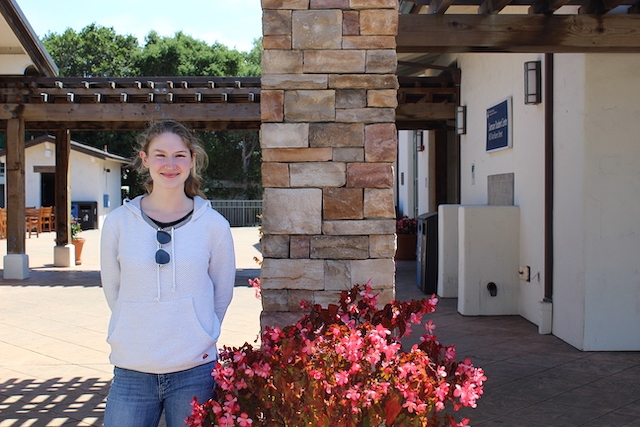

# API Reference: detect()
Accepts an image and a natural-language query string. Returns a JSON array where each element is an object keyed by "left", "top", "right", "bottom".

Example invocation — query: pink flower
[
  {"left": 425, "top": 319, "right": 436, "bottom": 334},
  {"left": 309, "top": 369, "right": 324, "bottom": 380},
  {"left": 253, "top": 362, "right": 270, "bottom": 378},
  {"left": 248, "top": 277, "right": 261, "bottom": 299},
  {"left": 237, "top": 413, "right": 253, "bottom": 426},
  {"left": 445, "top": 346, "right": 457, "bottom": 362},
  {"left": 187, "top": 283, "right": 485, "bottom": 427},
  {"left": 335, "top": 370, "right": 350, "bottom": 386},
  {"left": 266, "top": 326, "right": 282, "bottom": 342},
  {"left": 345, "top": 386, "right": 361, "bottom": 401}
]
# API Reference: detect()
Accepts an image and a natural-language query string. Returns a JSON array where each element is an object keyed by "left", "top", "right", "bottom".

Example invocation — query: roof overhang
[
  {"left": 0, "top": 134, "right": 130, "bottom": 163},
  {"left": 0, "top": 0, "right": 58, "bottom": 77},
  {"left": 396, "top": 2, "right": 640, "bottom": 56}
]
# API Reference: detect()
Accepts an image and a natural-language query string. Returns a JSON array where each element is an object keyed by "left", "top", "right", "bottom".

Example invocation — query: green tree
[
  {"left": 42, "top": 24, "right": 139, "bottom": 77},
  {"left": 199, "top": 130, "right": 261, "bottom": 199},
  {"left": 239, "top": 39, "right": 263, "bottom": 77},
  {"left": 134, "top": 31, "right": 248, "bottom": 77}
]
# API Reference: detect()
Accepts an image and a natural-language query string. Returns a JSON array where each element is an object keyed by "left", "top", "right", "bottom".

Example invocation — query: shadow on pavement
[{"left": 0, "top": 377, "right": 108, "bottom": 426}]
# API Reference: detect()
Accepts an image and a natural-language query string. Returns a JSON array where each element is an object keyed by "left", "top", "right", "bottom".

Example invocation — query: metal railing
[{"left": 209, "top": 200, "right": 262, "bottom": 227}]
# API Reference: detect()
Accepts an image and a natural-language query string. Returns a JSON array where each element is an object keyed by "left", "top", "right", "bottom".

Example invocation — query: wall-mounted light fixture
[
  {"left": 456, "top": 105, "right": 467, "bottom": 135},
  {"left": 524, "top": 61, "right": 542, "bottom": 105},
  {"left": 416, "top": 130, "right": 425, "bottom": 151}
]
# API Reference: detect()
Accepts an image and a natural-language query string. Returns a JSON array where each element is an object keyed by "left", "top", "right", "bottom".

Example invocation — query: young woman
[{"left": 100, "top": 120, "right": 236, "bottom": 427}]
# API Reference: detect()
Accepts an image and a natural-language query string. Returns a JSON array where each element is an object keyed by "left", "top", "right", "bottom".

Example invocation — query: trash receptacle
[
  {"left": 72, "top": 201, "right": 98, "bottom": 230},
  {"left": 416, "top": 212, "right": 438, "bottom": 294}
]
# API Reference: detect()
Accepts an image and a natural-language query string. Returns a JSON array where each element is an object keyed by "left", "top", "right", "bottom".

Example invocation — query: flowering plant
[
  {"left": 70, "top": 217, "right": 82, "bottom": 240},
  {"left": 187, "top": 283, "right": 485, "bottom": 427},
  {"left": 396, "top": 215, "right": 418, "bottom": 234}
]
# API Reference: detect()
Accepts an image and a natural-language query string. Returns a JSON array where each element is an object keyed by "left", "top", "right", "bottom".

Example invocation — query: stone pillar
[{"left": 260, "top": 0, "right": 399, "bottom": 328}]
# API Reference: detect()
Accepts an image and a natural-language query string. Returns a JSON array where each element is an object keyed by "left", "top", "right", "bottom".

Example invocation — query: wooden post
[
  {"left": 54, "top": 128, "right": 71, "bottom": 246},
  {"left": 3, "top": 117, "right": 30, "bottom": 279},
  {"left": 5, "top": 118, "right": 26, "bottom": 254}
]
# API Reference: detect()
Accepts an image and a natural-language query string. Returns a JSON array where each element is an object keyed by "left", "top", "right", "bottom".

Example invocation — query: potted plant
[
  {"left": 187, "top": 283, "right": 485, "bottom": 427},
  {"left": 396, "top": 215, "right": 418, "bottom": 260},
  {"left": 71, "top": 217, "right": 85, "bottom": 265}
]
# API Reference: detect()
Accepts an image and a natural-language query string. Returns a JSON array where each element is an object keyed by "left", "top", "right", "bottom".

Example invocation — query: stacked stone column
[{"left": 260, "top": 0, "right": 399, "bottom": 327}]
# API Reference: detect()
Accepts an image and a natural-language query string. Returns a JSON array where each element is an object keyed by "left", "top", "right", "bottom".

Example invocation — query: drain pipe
[{"left": 544, "top": 53, "right": 554, "bottom": 302}]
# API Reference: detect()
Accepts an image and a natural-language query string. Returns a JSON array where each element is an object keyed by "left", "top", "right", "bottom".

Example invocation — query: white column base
[
  {"left": 3, "top": 254, "right": 30, "bottom": 279},
  {"left": 538, "top": 300, "right": 553, "bottom": 335},
  {"left": 53, "top": 244, "right": 76, "bottom": 267}
]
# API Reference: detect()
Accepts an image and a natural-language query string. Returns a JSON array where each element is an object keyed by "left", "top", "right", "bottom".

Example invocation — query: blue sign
[{"left": 486, "top": 98, "right": 511, "bottom": 151}]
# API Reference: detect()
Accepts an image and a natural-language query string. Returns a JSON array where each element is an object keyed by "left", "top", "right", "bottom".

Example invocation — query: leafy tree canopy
[{"left": 42, "top": 24, "right": 139, "bottom": 78}]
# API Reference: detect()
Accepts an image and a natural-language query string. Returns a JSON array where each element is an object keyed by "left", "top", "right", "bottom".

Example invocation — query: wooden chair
[
  {"left": 25, "top": 207, "right": 40, "bottom": 238},
  {"left": 40, "top": 206, "right": 55, "bottom": 232}
]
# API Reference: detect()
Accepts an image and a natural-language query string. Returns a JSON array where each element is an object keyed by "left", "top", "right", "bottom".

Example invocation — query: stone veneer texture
[{"left": 260, "top": 0, "right": 399, "bottom": 328}]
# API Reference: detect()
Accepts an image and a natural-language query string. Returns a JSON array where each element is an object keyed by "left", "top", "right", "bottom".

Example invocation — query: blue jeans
[{"left": 103, "top": 362, "right": 216, "bottom": 427}]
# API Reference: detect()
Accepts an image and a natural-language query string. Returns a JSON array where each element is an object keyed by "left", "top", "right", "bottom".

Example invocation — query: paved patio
[{"left": 1, "top": 228, "right": 639, "bottom": 426}]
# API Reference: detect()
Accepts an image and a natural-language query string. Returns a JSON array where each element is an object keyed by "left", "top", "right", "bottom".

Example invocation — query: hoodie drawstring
[
  {"left": 155, "top": 227, "right": 177, "bottom": 301},
  {"left": 155, "top": 251, "right": 161, "bottom": 302},
  {"left": 170, "top": 227, "right": 176, "bottom": 293}
]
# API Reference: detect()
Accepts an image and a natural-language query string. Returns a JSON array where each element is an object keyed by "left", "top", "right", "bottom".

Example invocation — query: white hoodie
[{"left": 100, "top": 195, "right": 235, "bottom": 374}]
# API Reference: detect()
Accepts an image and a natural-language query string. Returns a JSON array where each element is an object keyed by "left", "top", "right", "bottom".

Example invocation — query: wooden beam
[
  {"left": 33, "top": 166, "right": 56, "bottom": 173},
  {"left": 579, "top": 0, "right": 628, "bottom": 13},
  {"left": 396, "top": 120, "right": 452, "bottom": 131},
  {"left": 0, "top": 103, "right": 261, "bottom": 123},
  {"left": 5, "top": 118, "right": 25, "bottom": 254},
  {"left": 478, "top": 0, "right": 514, "bottom": 14},
  {"left": 529, "top": 0, "right": 572, "bottom": 14},
  {"left": 396, "top": 102, "right": 456, "bottom": 122},
  {"left": 0, "top": 119, "right": 262, "bottom": 131},
  {"left": 54, "top": 129, "right": 71, "bottom": 246},
  {"left": 1, "top": 87, "right": 261, "bottom": 98},
  {"left": 397, "top": 14, "right": 640, "bottom": 53}
]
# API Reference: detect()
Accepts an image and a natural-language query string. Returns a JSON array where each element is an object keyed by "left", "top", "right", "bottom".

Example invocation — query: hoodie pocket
[{"left": 108, "top": 298, "right": 216, "bottom": 371}]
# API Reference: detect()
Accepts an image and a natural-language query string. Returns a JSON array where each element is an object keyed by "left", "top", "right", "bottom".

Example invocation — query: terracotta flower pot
[
  {"left": 395, "top": 233, "right": 417, "bottom": 260},
  {"left": 72, "top": 237, "right": 85, "bottom": 265}
]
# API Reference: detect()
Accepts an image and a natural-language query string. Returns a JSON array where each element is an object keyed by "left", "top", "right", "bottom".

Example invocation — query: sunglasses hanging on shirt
[{"left": 156, "top": 230, "right": 171, "bottom": 265}]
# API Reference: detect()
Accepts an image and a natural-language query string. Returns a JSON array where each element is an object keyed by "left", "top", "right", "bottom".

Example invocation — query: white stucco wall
[
  {"left": 458, "top": 53, "right": 547, "bottom": 326},
  {"left": 553, "top": 54, "right": 587, "bottom": 349},
  {"left": 0, "top": 55, "right": 34, "bottom": 75},
  {"left": 70, "top": 153, "right": 122, "bottom": 229},
  {"left": 581, "top": 54, "right": 640, "bottom": 350},
  {"left": 396, "top": 131, "right": 414, "bottom": 217},
  {"left": 396, "top": 130, "right": 434, "bottom": 219},
  {"left": 456, "top": 52, "right": 640, "bottom": 350},
  {"left": 420, "top": 131, "right": 433, "bottom": 215},
  {"left": 458, "top": 206, "right": 520, "bottom": 316},
  {"left": 554, "top": 54, "right": 640, "bottom": 350},
  {"left": 13, "top": 141, "right": 123, "bottom": 229}
]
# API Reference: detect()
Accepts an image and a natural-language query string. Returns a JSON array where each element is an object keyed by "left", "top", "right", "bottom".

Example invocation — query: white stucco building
[
  {"left": 397, "top": 52, "right": 640, "bottom": 351},
  {"left": 0, "top": 135, "right": 128, "bottom": 229}
]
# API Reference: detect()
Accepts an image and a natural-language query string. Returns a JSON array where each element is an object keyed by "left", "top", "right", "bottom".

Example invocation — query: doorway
[{"left": 41, "top": 173, "right": 55, "bottom": 207}]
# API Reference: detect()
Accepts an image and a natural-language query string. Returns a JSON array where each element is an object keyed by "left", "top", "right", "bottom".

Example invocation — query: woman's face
[{"left": 140, "top": 132, "right": 195, "bottom": 192}]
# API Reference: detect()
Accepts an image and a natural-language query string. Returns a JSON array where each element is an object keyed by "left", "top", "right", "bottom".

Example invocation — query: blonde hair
[{"left": 133, "top": 120, "right": 208, "bottom": 198}]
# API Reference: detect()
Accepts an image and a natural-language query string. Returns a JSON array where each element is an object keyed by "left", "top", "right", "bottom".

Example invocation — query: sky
[{"left": 16, "top": 0, "right": 263, "bottom": 52}]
